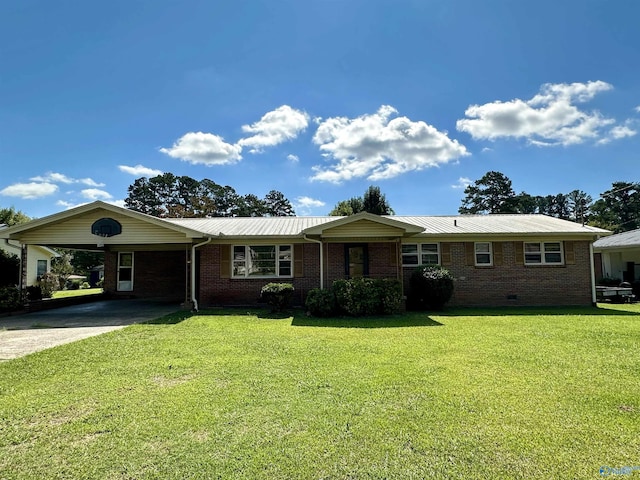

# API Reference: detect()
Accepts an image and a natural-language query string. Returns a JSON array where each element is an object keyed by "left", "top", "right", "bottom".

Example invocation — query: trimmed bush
[
  {"left": 332, "top": 277, "right": 403, "bottom": 317},
  {"left": 261, "top": 282, "right": 294, "bottom": 312},
  {"left": 305, "top": 288, "right": 337, "bottom": 317},
  {"left": 0, "top": 286, "right": 22, "bottom": 312},
  {"left": 408, "top": 265, "right": 454, "bottom": 311},
  {"left": 377, "top": 278, "right": 403, "bottom": 314}
]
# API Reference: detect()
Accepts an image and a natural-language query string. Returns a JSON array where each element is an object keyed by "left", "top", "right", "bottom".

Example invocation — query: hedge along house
[{"left": 0, "top": 201, "right": 610, "bottom": 308}]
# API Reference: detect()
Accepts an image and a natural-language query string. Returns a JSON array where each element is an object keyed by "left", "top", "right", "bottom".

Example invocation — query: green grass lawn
[
  {"left": 51, "top": 288, "right": 103, "bottom": 299},
  {"left": 1, "top": 304, "right": 639, "bottom": 479}
]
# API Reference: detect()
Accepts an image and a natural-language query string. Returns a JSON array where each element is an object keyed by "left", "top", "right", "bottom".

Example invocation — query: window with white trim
[
  {"left": 475, "top": 242, "right": 492, "bottom": 266},
  {"left": 232, "top": 245, "right": 292, "bottom": 278},
  {"left": 524, "top": 242, "right": 563, "bottom": 265},
  {"left": 36, "top": 260, "right": 47, "bottom": 277},
  {"left": 402, "top": 243, "right": 439, "bottom": 266}
]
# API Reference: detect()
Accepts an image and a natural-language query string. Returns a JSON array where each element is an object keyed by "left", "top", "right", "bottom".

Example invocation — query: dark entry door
[{"left": 345, "top": 244, "right": 368, "bottom": 278}]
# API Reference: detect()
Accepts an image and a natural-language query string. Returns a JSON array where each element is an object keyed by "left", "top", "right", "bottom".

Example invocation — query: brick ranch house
[{"left": 0, "top": 201, "right": 610, "bottom": 308}]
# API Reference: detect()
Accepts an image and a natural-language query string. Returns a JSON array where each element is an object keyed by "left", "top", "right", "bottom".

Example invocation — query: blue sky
[{"left": 1, "top": 0, "right": 639, "bottom": 218}]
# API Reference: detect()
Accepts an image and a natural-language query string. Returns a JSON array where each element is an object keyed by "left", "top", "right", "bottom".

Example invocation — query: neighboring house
[
  {"left": 0, "top": 224, "right": 59, "bottom": 287},
  {"left": 0, "top": 201, "right": 610, "bottom": 308},
  {"left": 593, "top": 229, "right": 640, "bottom": 283}
]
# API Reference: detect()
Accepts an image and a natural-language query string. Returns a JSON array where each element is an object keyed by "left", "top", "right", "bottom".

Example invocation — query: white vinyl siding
[
  {"left": 524, "top": 242, "right": 564, "bottom": 265},
  {"left": 402, "top": 243, "right": 439, "bottom": 266},
  {"left": 232, "top": 245, "right": 293, "bottom": 278}
]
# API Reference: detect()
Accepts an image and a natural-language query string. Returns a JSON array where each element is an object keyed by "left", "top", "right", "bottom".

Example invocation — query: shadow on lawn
[
  {"left": 433, "top": 304, "right": 640, "bottom": 317},
  {"left": 143, "top": 310, "right": 195, "bottom": 325},
  {"left": 290, "top": 314, "right": 444, "bottom": 328}
]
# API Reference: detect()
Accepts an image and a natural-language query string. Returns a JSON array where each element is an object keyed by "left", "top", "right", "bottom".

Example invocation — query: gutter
[
  {"left": 190, "top": 237, "right": 213, "bottom": 311},
  {"left": 304, "top": 234, "right": 324, "bottom": 289}
]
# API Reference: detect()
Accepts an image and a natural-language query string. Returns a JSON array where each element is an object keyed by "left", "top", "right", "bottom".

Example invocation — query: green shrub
[
  {"left": 25, "top": 285, "right": 43, "bottom": 301},
  {"left": 305, "top": 288, "right": 337, "bottom": 317},
  {"left": 408, "top": 265, "right": 454, "bottom": 311},
  {"left": 80, "top": 282, "right": 91, "bottom": 289},
  {"left": 0, "top": 250, "right": 20, "bottom": 287},
  {"left": 332, "top": 277, "right": 403, "bottom": 317},
  {"left": 0, "top": 286, "right": 22, "bottom": 312},
  {"left": 376, "top": 278, "right": 403, "bottom": 314},
  {"left": 261, "top": 283, "right": 294, "bottom": 312},
  {"left": 38, "top": 272, "right": 60, "bottom": 299}
]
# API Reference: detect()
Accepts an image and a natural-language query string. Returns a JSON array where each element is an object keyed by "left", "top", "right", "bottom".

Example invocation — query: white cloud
[
  {"left": 160, "top": 132, "right": 242, "bottom": 165},
  {"left": 310, "top": 105, "right": 469, "bottom": 183},
  {"left": 295, "top": 196, "right": 326, "bottom": 215},
  {"left": 635, "top": 106, "right": 640, "bottom": 113},
  {"left": 30, "top": 172, "right": 105, "bottom": 187},
  {"left": 0, "top": 182, "right": 59, "bottom": 199},
  {"left": 456, "top": 81, "right": 618, "bottom": 146},
  {"left": 238, "top": 105, "right": 309, "bottom": 153},
  {"left": 597, "top": 123, "right": 637, "bottom": 145},
  {"left": 81, "top": 188, "right": 113, "bottom": 201},
  {"left": 296, "top": 196, "right": 325, "bottom": 208},
  {"left": 118, "top": 164, "right": 164, "bottom": 177},
  {"left": 57, "top": 198, "right": 124, "bottom": 210},
  {"left": 451, "top": 177, "right": 472, "bottom": 189},
  {"left": 287, "top": 154, "right": 299, "bottom": 163}
]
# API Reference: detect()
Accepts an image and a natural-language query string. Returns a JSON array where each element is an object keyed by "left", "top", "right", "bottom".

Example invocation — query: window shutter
[
  {"left": 389, "top": 243, "right": 398, "bottom": 266},
  {"left": 514, "top": 242, "right": 524, "bottom": 265},
  {"left": 465, "top": 242, "right": 475, "bottom": 266},
  {"left": 440, "top": 243, "right": 452, "bottom": 266},
  {"left": 220, "top": 245, "right": 231, "bottom": 278},
  {"left": 564, "top": 241, "right": 575, "bottom": 265},
  {"left": 493, "top": 242, "right": 503, "bottom": 266},
  {"left": 294, "top": 244, "right": 304, "bottom": 277}
]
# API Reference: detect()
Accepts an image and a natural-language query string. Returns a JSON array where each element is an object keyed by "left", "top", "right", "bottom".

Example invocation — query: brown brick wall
[
  {"left": 104, "top": 250, "right": 187, "bottom": 301},
  {"left": 198, "top": 243, "right": 321, "bottom": 307},
  {"left": 326, "top": 242, "right": 399, "bottom": 284},
  {"left": 104, "top": 240, "right": 595, "bottom": 307},
  {"left": 402, "top": 241, "right": 593, "bottom": 306}
]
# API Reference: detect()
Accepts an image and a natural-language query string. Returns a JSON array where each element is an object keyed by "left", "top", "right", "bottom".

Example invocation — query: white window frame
[
  {"left": 474, "top": 242, "right": 493, "bottom": 266},
  {"left": 402, "top": 243, "right": 440, "bottom": 266},
  {"left": 523, "top": 241, "right": 564, "bottom": 265},
  {"left": 232, "top": 245, "right": 293, "bottom": 278},
  {"left": 36, "top": 259, "right": 48, "bottom": 277}
]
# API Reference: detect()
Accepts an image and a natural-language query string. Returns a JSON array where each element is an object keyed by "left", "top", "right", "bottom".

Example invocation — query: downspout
[
  {"left": 590, "top": 239, "right": 598, "bottom": 307},
  {"left": 191, "top": 237, "right": 213, "bottom": 311},
  {"left": 304, "top": 234, "right": 324, "bottom": 289}
]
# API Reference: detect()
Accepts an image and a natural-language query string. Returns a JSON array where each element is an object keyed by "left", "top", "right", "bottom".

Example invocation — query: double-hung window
[
  {"left": 402, "top": 243, "right": 439, "bottom": 266},
  {"left": 524, "top": 242, "right": 563, "bottom": 265},
  {"left": 36, "top": 260, "right": 47, "bottom": 277},
  {"left": 474, "top": 242, "right": 492, "bottom": 266},
  {"left": 232, "top": 245, "right": 292, "bottom": 278}
]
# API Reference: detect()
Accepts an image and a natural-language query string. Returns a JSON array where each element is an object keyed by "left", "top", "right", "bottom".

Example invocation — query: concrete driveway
[{"left": 0, "top": 299, "right": 182, "bottom": 361}]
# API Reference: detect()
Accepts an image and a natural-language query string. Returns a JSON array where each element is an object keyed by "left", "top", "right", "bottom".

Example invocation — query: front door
[
  {"left": 345, "top": 244, "right": 368, "bottom": 278},
  {"left": 117, "top": 252, "right": 134, "bottom": 291}
]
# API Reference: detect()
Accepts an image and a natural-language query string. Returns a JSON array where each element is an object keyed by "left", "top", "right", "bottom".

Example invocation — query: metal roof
[
  {"left": 165, "top": 214, "right": 609, "bottom": 237},
  {"left": 163, "top": 216, "right": 334, "bottom": 237},
  {"left": 593, "top": 228, "right": 640, "bottom": 249}
]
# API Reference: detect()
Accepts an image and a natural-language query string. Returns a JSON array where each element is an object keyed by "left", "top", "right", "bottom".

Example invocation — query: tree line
[
  {"left": 125, "top": 173, "right": 295, "bottom": 217},
  {"left": 459, "top": 171, "right": 640, "bottom": 233}
]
